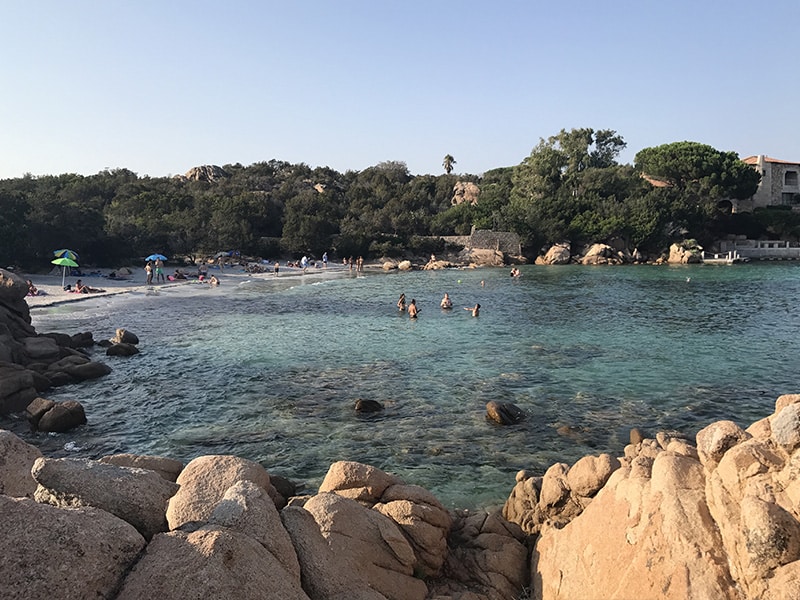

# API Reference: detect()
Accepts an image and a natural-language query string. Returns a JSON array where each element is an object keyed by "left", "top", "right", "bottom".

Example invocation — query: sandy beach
[{"left": 22, "top": 262, "right": 356, "bottom": 309}]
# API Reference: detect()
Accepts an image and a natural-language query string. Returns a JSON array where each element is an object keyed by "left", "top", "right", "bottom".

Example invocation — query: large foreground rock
[
  {"left": 0, "top": 429, "right": 42, "bottom": 497},
  {"left": 32, "top": 456, "right": 179, "bottom": 540},
  {"left": 0, "top": 495, "right": 145, "bottom": 600},
  {"left": 304, "top": 492, "right": 428, "bottom": 600},
  {"left": 116, "top": 526, "right": 310, "bottom": 600},
  {"left": 282, "top": 505, "right": 387, "bottom": 600},
  {"left": 208, "top": 480, "right": 301, "bottom": 579},
  {"left": 526, "top": 396, "right": 800, "bottom": 600},
  {"left": 166, "top": 454, "right": 280, "bottom": 529},
  {"left": 532, "top": 450, "right": 737, "bottom": 599}
]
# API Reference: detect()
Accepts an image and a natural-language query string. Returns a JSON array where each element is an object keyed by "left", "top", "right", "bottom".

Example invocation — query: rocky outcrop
[
  {"left": 29, "top": 398, "right": 87, "bottom": 432},
  {"left": 535, "top": 243, "right": 571, "bottom": 265},
  {"left": 668, "top": 240, "right": 703, "bottom": 264},
  {"left": 0, "top": 429, "right": 42, "bottom": 497},
  {"left": 32, "top": 457, "right": 179, "bottom": 540},
  {"left": 305, "top": 492, "right": 428, "bottom": 600},
  {"left": 99, "top": 452, "right": 184, "bottom": 482},
  {"left": 428, "top": 510, "right": 529, "bottom": 600},
  {"left": 180, "top": 164, "right": 230, "bottom": 183},
  {"left": 580, "top": 243, "right": 625, "bottom": 265},
  {"left": 525, "top": 394, "right": 800, "bottom": 600},
  {"left": 166, "top": 454, "right": 282, "bottom": 529},
  {"left": 111, "top": 328, "right": 139, "bottom": 345},
  {"left": 467, "top": 248, "right": 505, "bottom": 267},
  {"left": 7, "top": 393, "right": 800, "bottom": 600},
  {"left": 116, "top": 526, "right": 310, "bottom": 600},
  {"left": 0, "top": 495, "right": 145, "bottom": 599},
  {"left": 282, "top": 505, "right": 387, "bottom": 600},
  {"left": 451, "top": 181, "right": 480, "bottom": 206},
  {"left": 503, "top": 452, "right": 620, "bottom": 535},
  {"left": 0, "top": 269, "right": 112, "bottom": 416}
]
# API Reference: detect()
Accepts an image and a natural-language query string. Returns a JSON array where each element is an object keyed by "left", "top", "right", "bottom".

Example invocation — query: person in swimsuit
[
  {"left": 397, "top": 293, "right": 406, "bottom": 311},
  {"left": 408, "top": 298, "right": 419, "bottom": 318},
  {"left": 464, "top": 303, "right": 480, "bottom": 317},
  {"left": 440, "top": 293, "right": 452, "bottom": 309}
]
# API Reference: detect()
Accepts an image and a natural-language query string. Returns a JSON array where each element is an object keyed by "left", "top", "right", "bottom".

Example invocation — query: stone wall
[{"left": 441, "top": 229, "right": 522, "bottom": 255}]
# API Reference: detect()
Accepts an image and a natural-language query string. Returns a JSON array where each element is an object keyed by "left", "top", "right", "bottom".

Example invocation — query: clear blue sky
[{"left": 2, "top": 1, "right": 798, "bottom": 179}]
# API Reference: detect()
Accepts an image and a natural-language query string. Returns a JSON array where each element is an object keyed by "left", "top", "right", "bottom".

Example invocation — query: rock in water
[
  {"left": 486, "top": 401, "right": 523, "bottom": 425},
  {"left": 354, "top": 399, "right": 383, "bottom": 413}
]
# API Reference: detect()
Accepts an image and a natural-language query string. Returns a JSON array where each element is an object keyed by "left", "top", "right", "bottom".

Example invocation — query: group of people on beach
[
  {"left": 397, "top": 292, "right": 479, "bottom": 318},
  {"left": 145, "top": 259, "right": 167, "bottom": 285},
  {"left": 144, "top": 259, "right": 221, "bottom": 286}
]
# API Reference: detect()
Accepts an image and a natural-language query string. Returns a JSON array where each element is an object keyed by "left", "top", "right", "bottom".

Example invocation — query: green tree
[
  {"left": 0, "top": 189, "right": 30, "bottom": 265},
  {"left": 508, "top": 128, "right": 630, "bottom": 250},
  {"left": 443, "top": 154, "right": 456, "bottom": 175},
  {"left": 281, "top": 188, "right": 342, "bottom": 256},
  {"left": 634, "top": 141, "right": 760, "bottom": 200}
]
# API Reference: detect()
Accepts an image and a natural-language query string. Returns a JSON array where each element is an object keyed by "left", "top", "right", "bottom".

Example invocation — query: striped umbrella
[{"left": 53, "top": 249, "right": 80, "bottom": 261}]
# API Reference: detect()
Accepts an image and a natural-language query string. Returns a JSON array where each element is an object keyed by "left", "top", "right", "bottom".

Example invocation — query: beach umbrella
[
  {"left": 53, "top": 248, "right": 79, "bottom": 261},
  {"left": 51, "top": 257, "right": 79, "bottom": 289},
  {"left": 145, "top": 253, "right": 168, "bottom": 261}
]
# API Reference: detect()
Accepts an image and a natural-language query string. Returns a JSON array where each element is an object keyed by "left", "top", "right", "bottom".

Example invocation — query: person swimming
[
  {"left": 464, "top": 303, "right": 480, "bottom": 317},
  {"left": 397, "top": 293, "right": 407, "bottom": 311}
]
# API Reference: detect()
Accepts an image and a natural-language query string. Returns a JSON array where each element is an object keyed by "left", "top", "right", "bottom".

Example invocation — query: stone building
[{"left": 736, "top": 155, "right": 800, "bottom": 212}]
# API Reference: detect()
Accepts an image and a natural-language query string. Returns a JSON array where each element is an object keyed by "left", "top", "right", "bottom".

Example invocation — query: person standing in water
[
  {"left": 464, "top": 303, "right": 480, "bottom": 317},
  {"left": 440, "top": 293, "right": 452, "bottom": 309},
  {"left": 408, "top": 298, "right": 419, "bottom": 318},
  {"left": 397, "top": 293, "right": 406, "bottom": 311}
]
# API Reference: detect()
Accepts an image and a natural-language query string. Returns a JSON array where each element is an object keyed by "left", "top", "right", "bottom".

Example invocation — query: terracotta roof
[
  {"left": 641, "top": 175, "right": 671, "bottom": 187},
  {"left": 742, "top": 155, "right": 799, "bottom": 166}
]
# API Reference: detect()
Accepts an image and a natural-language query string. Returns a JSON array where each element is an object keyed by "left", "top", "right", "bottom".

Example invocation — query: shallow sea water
[{"left": 16, "top": 263, "right": 800, "bottom": 509}]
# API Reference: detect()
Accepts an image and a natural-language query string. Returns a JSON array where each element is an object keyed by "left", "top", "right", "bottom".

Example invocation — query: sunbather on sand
[{"left": 75, "top": 279, "right": 105, "bottom": 294}]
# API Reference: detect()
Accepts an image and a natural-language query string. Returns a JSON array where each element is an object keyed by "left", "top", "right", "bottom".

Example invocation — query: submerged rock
[
  {"left": 354, "top": 398, "right": 383, "bottom": 413},
  {"left": 485, "top": 400, "right": 523, "bottom": 425}
]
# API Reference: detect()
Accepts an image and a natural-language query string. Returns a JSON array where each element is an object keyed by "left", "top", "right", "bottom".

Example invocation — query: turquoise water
[{"left": 17, "top": 263, "right": 800, "bottom": 509}]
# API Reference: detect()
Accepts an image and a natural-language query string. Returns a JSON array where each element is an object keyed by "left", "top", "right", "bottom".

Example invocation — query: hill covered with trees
[{"left": 1, "top": 128, "right": 791, "bottom": 269}]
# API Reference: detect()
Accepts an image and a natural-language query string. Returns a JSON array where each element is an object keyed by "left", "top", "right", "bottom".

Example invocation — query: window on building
[
  {"left": 785, "top": 171, "right": 798, "bottom": 186},
  {"left": 781, "top": 192, "right": 796, "bottom": 205}
]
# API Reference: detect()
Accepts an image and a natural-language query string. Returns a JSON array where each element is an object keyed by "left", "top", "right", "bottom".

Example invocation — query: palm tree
[{"left": 442, "top": 154, "right": 456, "bottom": 175}]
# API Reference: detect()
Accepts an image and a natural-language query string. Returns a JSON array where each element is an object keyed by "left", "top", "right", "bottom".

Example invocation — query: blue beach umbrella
[
  {"left": 145, "top": 254, "right": 168, "bottom": 261},
  {"left": 51, "top": 257, "right": 79, "bottom": 289},
  {"left": 53, "top": 248, "right": 79, "bottom": 261}
]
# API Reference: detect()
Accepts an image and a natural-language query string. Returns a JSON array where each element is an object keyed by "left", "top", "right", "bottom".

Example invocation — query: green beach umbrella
[{"left": 51, "top": 257, "right": 79, "bottom": 289}]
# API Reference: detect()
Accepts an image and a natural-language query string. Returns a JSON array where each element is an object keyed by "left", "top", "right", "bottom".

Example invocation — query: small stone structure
[{"left": 441, "top": 228, "right": 522, "bottom": 255}]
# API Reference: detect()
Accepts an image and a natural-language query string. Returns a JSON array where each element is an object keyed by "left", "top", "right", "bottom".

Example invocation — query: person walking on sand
[
  {"left": 274, "top": 261, "right": 280, "bottom": 276},
  {"left": 322, "top": 252, "right": 328, "bottom": 268},
  {"left": 155, "top": 258, "right": 165, "bottom": 283},
  {"left": 145, "top": 261, "right": 154, "bottom": 285},
  {"left": 464, "top": 303, "right": 480, "bottom": 317},
  {"left": 408, "top": 298, "right": 419, "bottom": 318}
]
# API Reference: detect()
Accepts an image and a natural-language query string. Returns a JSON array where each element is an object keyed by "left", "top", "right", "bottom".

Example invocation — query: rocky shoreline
[{"left": 3, "top": 268, "right": 800, "bottom": 599}]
